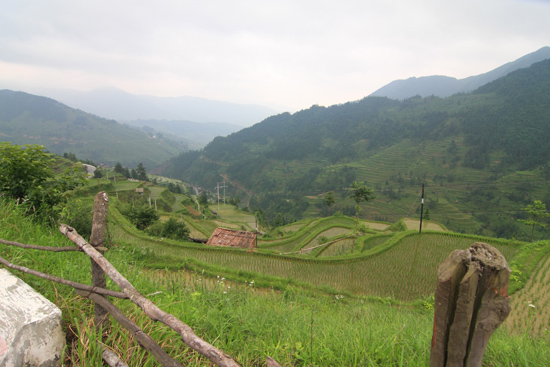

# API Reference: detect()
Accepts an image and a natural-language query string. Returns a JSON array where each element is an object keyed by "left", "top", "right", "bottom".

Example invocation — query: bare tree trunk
[
  {"left": 90, "top": 191, "right": 110, "bottom": 332},
  {"left": 430, "top": 242, "right": 511, "bottom": 367}
]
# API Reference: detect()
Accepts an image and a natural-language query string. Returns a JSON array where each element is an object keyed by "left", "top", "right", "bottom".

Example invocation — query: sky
[{"left": 0, "top": 0, "right": 549, "bottom": 112}]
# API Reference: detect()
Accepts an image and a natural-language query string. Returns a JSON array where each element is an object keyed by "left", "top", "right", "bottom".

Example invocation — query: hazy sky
[{"left": 1, "top": 0, "right": 548, "bottom": 111}]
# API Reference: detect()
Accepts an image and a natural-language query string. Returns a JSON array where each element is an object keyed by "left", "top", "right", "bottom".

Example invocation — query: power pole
[
  {"left": 216, "top": 182, "right": 228, "bottom": 211},
  {"left": 216, "top": 183, "right": 220, "bottom": 211},
  {"left": 419, "top": 183, "right": 425, "bottom": 234}
]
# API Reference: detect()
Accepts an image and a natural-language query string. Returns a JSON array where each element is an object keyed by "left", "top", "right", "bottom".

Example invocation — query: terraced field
[
  {"left": 110, "top": 205, "right": 523, "bottom": 302},
  {"left": 505, "top": 251, "right": 550, "bottom": 337}
]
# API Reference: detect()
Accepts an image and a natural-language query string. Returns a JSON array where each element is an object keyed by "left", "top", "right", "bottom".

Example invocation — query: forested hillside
[
  {"left": 161, "top": 60, "right": 550, "bottom": 238},
  {"left": 0, "top": 90, "right": 183, "bottom": 168}
]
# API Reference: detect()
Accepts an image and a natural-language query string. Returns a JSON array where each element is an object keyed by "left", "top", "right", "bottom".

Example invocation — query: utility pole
[
  {"left": 216, "top": 181, "right": 228, "bottom": 211},
  {"left": 216, "top": 183, "right": 220, "bottom": 211},
  {"left": 419, "top": 183, "right": 425, "bottom": 234}
]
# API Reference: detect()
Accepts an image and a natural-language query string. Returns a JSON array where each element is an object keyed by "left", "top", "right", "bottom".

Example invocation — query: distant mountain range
[
  {"left": 0, "top": 90, "right": 183, "bottom": 168},
  {"left": 31, "top": 87, "right": 280, "bottom": 127},
  {"left": 369, "top": 46, "right": 550, "bottom": 100}
]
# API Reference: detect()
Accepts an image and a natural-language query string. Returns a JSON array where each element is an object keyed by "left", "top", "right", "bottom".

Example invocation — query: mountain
[
  {"left": 34, "top": 87, "right": 280, "bottom": 127},
  {"left": 160, "top": 59, "right": 550, "bottom": 239},
  {"left": 370, "top": 46, "right": 550, "bottom": 100},
  {"left": 0, "top": 90, "right": 183, "bottom": 168}
]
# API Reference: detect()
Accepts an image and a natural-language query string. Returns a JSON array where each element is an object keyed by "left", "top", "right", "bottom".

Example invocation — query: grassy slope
[{"left": 1, "top": 199, "right": 549, "bottom": 366}]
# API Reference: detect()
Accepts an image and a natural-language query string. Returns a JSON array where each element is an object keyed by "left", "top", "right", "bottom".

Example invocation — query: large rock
[{"left": 0, "top": 269, "right": 65, "bottom": 367}]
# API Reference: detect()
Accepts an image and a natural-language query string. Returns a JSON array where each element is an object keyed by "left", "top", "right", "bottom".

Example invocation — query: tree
[
  {"left": 272, "top": 213, "right": 284, "bottom": 228},
  {"left": 125, "top": 202, "right": 159, "bottom": 230},
  {"left": 518, "top": 200, "right": 549, "bottom": 242},
  {"left": 349, "top": 181, "right": 375, "bottom": 217},
  {"left": 0, "top": 142, "right": 84, "bottom": 222},
  {"left": 229, "top": 196, "right": 241, "bottom": 207},
  {"left": 1, "top": 143, "right": 54, "bottom": 200},
  {"left": 93, "top": 168, "right": 103, "bottom": 179},
  {"left": 160, "top": 218, "right": 190, "bottom": 240},
  {"left": 325, "top": 191, "right": 335, "bottom": 216},
  {"left": 114, "top": 162, "right": 124, "bottom": 174},
  {"left": 349, "top": 181, "right": 375, "bottom": 232},
  {"left": 198, "top": 191, "right": 209, "bottom": 208},
  {"left": 136, "top": 162, "right": 148, "bottom": 181},
  {"left": 424, "top": 208, "right": 431, "bottom": 220}
]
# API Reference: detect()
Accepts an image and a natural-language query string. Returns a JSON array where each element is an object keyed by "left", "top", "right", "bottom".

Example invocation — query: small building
[
  {"left": 206, "top": 228, "right": 256, "bottom": 249},
  {"left": 135, "top": 188, "right": 144, "bottom": 194}
]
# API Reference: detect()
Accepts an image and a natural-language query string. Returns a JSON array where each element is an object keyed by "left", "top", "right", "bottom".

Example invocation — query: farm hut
[
  {"left": 206, "top": 228, "right": 256, "bottom": 249},
  {"left": 135, "top": 188, "right": 144, "bottom": 194}
]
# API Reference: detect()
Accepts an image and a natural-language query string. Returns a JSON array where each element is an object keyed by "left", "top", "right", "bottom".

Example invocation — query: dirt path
[{"left": 220, "top": 174, "right": 254, "bottom": 200}]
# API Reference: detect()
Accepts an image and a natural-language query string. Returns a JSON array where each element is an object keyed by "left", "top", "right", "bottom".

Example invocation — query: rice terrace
[{"left": 1, "top": 167, "right": 550, "bottom": 366}]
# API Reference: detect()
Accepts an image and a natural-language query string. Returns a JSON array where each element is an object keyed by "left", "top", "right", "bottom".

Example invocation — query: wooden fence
[{"left": 0, "top": 191, "right": 511, "bottom": 367}]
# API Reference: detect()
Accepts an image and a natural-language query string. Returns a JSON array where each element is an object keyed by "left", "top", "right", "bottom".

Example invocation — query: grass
[
  {"left": 505, "top": 243, "right": 550, "bottom": 337},
  {"left": 2, "top": 197, "right": 550, "bottom": 366}
]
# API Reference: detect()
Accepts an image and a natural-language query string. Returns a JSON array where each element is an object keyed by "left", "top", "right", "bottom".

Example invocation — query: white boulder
[{"left": 0, "top": 269, "right": 65, "bottom": 367}]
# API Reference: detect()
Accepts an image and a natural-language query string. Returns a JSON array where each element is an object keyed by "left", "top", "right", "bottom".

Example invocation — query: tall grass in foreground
[{"left": 1, "top": 200, "right": 549, "bottom": 366}]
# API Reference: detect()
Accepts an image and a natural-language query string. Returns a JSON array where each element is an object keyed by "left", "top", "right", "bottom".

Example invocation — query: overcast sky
[{"left": 0, "top": 0, "right": 548, "bottom": 111}]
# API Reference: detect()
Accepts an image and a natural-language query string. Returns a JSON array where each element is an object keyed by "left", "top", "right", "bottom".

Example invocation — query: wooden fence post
[
  {"left": 430, "top": 242, "right": 511, "bottom": 367},
  {"left": 90, "top": 191, "right": 110, "bottom": 332}
]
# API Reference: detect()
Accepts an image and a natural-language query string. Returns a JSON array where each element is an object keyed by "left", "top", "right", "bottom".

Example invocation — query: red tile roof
[{"left": 206, "top": 228, "right": 256, "bottom": 249}]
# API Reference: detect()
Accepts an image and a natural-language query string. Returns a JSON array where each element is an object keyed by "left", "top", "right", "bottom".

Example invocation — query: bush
[
  {"left": 146, "top": 217, "right": 190, "bottom": 240},
  {"left": 0, "top": 143, "right": 85, "bottom": 224},
  {"left": 123, "top": 202, "right": 159, "bottom": 230},
  {"left": 59, "top": 199, "right": 94, "bottom": 240}
]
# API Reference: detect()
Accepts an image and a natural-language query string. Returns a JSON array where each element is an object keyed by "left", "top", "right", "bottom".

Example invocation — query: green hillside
[
  {"left": 0, "top": 90, "right": 183, "bottom": 168},
  {"left": 161, "top": 60, "right": 550, "bottom": 240}
]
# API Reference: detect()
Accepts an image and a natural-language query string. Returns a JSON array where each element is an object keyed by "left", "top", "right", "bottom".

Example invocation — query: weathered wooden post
[
  {"left": 90, "top": 191, "right": 110, "bottom": 332},
  {"left": 430, "top": 242, "right": 511, "bottom": 367}
]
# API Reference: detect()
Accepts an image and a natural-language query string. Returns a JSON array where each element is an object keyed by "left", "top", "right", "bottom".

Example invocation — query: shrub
[
  {"left": 123, "top": 202, "right": 159, "bottom": 230},
  {"left": 147, "top": 217, "right": 190, "bottom": 240}
]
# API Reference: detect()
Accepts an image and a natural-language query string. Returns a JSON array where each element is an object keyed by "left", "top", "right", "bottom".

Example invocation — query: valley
[
  {"left": 1, "top": 168, "right": 549, "bottom": 365},
  {"left": 1, "top": 47, "right": 550, "bottom": 366}
]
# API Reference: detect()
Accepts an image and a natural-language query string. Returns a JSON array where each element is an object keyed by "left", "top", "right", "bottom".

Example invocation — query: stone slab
[{"left": 0, "top": 269, "right": 65, "bottom": 367}]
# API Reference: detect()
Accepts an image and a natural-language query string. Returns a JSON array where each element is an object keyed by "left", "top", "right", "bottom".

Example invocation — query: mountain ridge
[
  {"left": 369, "top": 46, "right": 550, "bottom": 100},
  {"left": 0, "top": 90, "right": 183, "bottom": 168},
  {"left": 30, "top": 86, "right": 281, "bottom": 127}
]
